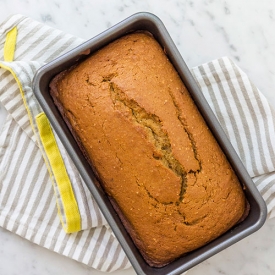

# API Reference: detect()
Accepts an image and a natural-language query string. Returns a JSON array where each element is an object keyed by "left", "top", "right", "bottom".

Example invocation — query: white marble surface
[{"left": 0, "top": 0, "right": 275, "bottom": 274}]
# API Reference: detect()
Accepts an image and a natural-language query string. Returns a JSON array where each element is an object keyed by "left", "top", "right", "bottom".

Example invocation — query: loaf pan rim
[{"left": 32, "top": 11, "right": 267, "bottom": 275}]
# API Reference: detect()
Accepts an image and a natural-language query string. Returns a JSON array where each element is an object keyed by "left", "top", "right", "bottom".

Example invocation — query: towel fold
[{"left": 0, "top": 14, "right": 274, "bottom": 272}]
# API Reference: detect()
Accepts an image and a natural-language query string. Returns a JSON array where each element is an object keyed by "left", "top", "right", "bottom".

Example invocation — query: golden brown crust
[{"left": 49, "top": 32, "right": 247, "bottom": 267}]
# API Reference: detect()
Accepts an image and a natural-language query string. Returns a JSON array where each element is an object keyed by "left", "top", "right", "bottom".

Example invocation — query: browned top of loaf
[{"left": 50, "top": 32, "right": 247, "bottom": 267}]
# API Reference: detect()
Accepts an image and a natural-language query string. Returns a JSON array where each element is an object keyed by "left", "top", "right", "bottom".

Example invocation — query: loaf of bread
[{"left": 50, "top": 32, "right": 247, "bottom": 267}]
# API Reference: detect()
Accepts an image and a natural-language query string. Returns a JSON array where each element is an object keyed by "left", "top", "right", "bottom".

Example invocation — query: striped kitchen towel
[{"left": 0, "top": 14, "right": 275, "bottom": 272}]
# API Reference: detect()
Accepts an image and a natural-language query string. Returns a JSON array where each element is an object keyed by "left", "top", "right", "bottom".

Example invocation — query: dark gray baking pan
[{"left": 32, "top": 12, "right": 267, "bottom": 275}]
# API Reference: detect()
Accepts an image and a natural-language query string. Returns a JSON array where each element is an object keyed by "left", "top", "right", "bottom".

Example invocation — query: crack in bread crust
[
  {"left": 168, "top": 88, "right": 202, "bottom": 172},
  {"left": 108, "top": 80, "right": 203, "bottom": 205}
]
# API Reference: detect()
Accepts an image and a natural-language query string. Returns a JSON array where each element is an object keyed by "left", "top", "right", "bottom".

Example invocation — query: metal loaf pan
[{"left": 33, "top": 12, "right": 267, "bottom": 275}]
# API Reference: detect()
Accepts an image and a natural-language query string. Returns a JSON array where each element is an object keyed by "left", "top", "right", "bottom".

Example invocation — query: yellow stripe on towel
[
  {"left": 0, "top": 60, "right": 81, "bottom": 233},
  {"left": 0, "top": 74, "right": 82, "bottom": 234},
  {"left": 4, "top": 26, "right": 17, "bottom": 62},
  {"left": 36, "top": 112, "right": 81, "bottom": 233},
  {"left": 1, "top": 25, "right": 81, "bottom": 233}
]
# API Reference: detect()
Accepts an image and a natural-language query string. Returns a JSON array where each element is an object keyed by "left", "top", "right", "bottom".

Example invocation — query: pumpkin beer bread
[{"left": 49, "top": 32, "right": 247, "bottom": 267}]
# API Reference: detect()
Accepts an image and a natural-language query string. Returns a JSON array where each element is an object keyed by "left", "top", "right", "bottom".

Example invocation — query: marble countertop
[{"left": 0, "top": 0, "right": 275, "bottom": 274}]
